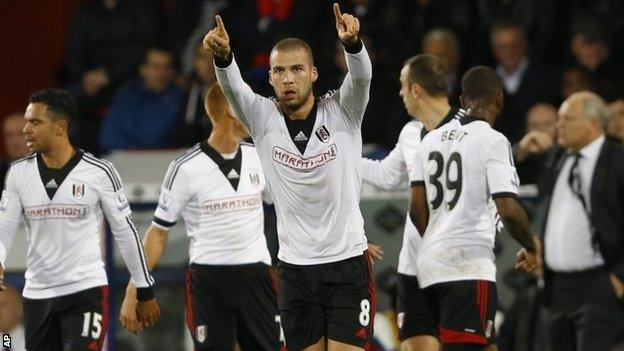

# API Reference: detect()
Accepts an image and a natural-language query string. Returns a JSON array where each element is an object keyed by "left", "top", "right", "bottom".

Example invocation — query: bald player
[{"left": 119, "top": 83, "right": 281, "bottom": 350}]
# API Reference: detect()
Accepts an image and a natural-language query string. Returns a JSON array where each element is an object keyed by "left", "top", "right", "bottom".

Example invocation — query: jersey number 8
[{"left": 428, "top": 151, "right": 463, "bottom": 210}]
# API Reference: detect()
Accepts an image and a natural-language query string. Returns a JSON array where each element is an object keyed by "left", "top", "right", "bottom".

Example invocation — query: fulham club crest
[
  {"left": 315, "top": 125, "right": 330, "bottom": 143},
  {"left": 72, "top": 184, "right": 85, "bottom": 199}
]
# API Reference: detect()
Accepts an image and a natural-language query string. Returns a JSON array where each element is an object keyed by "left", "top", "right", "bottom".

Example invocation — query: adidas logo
[
  {"left": 293, "top": 131, "right": 308, "bottom": 142},
  {"left": 227, "top": 169, "right": 239, "bottom": 179},
  {"left": 45, "top": 179, "right": 58, "bottom": 189}
]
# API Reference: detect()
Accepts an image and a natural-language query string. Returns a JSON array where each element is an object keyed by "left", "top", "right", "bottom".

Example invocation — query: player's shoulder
[
  {"left": 168, "top": 143, "right": 203, "bottom": 169},
  {"left": 80, "top": 151, "right": 125, "bottom": 190},
  {"left": 400, "top": 120, "right": 425, "bottom": 139},
  {"left": 9, "top": 153, "right": 36, "bottom": 168},
  {"left": 240, "top": 141, "right": 256, "bottom": 150}
]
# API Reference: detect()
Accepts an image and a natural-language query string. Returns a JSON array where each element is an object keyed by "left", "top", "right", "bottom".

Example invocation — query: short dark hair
[
  {"left": 403, "top": 54, "right": 447, "bottom": 97},
  {"left": 271, "top": 38, "right": 314, "bottom": 65},
  {"left": 461, "top": 66, "right": 503, "bottom": 104},
  {"left": 28, "top": 89, "right": 78, "bottom": 123},
  {"left": 490, "top": 19, "right": 526, "bottom": 40}
]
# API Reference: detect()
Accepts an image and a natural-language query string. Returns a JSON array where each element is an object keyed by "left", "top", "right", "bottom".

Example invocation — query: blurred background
[{"left": 1, "top": 0, "right": 623, "bottom": 350}]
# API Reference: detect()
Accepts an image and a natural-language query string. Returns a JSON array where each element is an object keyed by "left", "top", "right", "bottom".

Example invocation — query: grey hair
[
  {"left": 580, "top": 93, "right": 609, "bottom": 128},
  {"left": 423, "top": 28, "right": 459, "bottom": 54}
]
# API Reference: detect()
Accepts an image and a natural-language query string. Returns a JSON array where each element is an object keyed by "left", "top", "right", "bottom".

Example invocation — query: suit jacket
[{"left": 537, "top": 137, "right": 624, "bottom": 281}]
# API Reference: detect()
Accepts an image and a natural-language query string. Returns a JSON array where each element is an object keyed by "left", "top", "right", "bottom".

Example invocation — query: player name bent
[
  {"left": 24, "top": 204, "right": 89, "bottom": 220},
  {"left": 201, "top": 194, "right": 262, "bottom": 214},
  {"left": 272, "top": 144, "right": 338, "bottom": 171}
]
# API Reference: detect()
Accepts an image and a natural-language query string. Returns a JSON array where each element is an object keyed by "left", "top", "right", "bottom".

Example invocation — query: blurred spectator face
[
  {"left": 607, "top": 100, "right": 624, "bottom": 140},
  {"left": 3, "top": 114, "right": 28, "bottom": 160},
  {"left": 491, "top": 26, "right": 527, "bottom": 71},
  {"left": 399, "top": 65, "right": 418, "bottom": 117},
  {"left": 194, "top": 45, "right": 216, "bottom": 85},
  {"left": 571, "top": 35, "right": 609, "bottom": 72},
  {"left": 526, "top": 103, "right": 558, "bottom": 138},
  {"left": 561, "top": 67, "right": 594, "bottom": 100},
  {"left": 423, "top": 30, "right": 460, "bottom": 75},
  {"left": 557, "top": 94, "right": 603, "bottom": 151},
  {"left": 0, "top": 286, "right": 23, "bottom": 332},
  {"left": 140, "top": 48, "right": 175, "bottom": 92},
  {"left": 269, "top": 48, "right": 318, "bottom": 110}
]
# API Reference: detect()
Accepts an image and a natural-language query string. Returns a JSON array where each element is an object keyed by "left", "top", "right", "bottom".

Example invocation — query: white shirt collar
[
  {"left": 495, "top": 57, "right": 529, "bottom": 94},
  {"left": 578, "top": 134, "right": 605, "bottom": 160}
]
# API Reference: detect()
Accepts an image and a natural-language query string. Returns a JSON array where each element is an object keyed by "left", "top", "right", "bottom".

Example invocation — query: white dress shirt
[
  {"left": 544, "top": 135, "right": 606, "bottom": 271},
  {"left": 496, "top": 57, "right": 529, "bottom": 95}
]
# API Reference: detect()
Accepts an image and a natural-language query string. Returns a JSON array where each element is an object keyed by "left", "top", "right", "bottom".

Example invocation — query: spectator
[
  {"left": 0, "top": 286, "right": 25, "bottom": 351},
  {"left": 66, "top": 0, "right": 161, "bottom": 153},
  {"left": 537, "top": 92, "right": 624, "bottom": 351},
  {"left": 490, "top": 21, "right": 559, "bottom": 144},
  {"left": 569, "top": 18, "right": 624, "bottom": 101},
  {"left": 422, "top": 28, "right": 462, "bottom": 106},
  {"left": 0, "top": 114, "right": 28, "bottom": 182},
  {"left": 177, "top": 43, "right": 217, "bottom": 146},
  {"left": 560, "top": 66, "right": 596, "bottom": 102},
  {"left": 99, "top": 47, "right": 185, "bottom": 153},
  {"left": 608, "top": 99, "right": 624, "bottom": 141},
  {"left": 514, "top": 103, "right": 558, "bottom": 185}
]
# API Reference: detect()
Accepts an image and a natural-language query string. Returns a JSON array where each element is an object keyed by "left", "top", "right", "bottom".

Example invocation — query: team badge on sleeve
[
  {"left": 72, "top": 184, "right": 85, "bottom": 199},
  {"left": 117, "top": 193, "right": 129, "bottom": 211},
  {"left": 196, "top": 325, "right": 207, "bottom": 343}
]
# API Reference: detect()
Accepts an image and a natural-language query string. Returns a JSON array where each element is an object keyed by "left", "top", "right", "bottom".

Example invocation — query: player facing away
[
  {"left": 0, "top": 89, "right": 159, "bottom": 351},
  {"left": 362, "top": 54, "right": 468, "bottom": 351},
  {"left": 408, "top": 67, "right": 538, "bottom": 351},
  {"left": 119, "top": 83, "right": 282, "bottom": 350},
  {"left": 204, "top": 3, "right": 375, "bottom": 350}
]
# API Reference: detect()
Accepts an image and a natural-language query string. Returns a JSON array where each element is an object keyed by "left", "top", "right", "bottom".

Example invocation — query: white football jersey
[
  {"left": 216, "top": 46, "right": 372, "bottom": 265},
  {"left": 409, "top": 114, "right": 519, "bottom": 288},
  {"left": 0, "top": 151, "right": 154, "bottom": 299},
  {"left": 362, "top": 120, "right": 426, "bottom": 276},
  {"left": 152, "top": 142, "right": 271, "bottom": 266}
]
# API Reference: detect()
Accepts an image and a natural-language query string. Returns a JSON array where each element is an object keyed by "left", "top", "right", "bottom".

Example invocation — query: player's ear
[
  {"left": 268, "top": 68, "right": 275, "bottom": 87},
  {"left": 311, "top": 66, "right": 318, "bottom": 83},
  {"left": 56, "top": 119, "right": 68, "bottom": 136},
  {"left": 411, "top": 82, "right": 421, "bottom": 98}
]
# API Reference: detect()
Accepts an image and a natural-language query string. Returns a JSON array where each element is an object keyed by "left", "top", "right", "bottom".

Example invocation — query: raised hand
[
  {"left": 203, "top": 15, "right": 231, "bottom": 60},
  {"left": 333, "top": 3, "right": 360, "bottom": 46}
]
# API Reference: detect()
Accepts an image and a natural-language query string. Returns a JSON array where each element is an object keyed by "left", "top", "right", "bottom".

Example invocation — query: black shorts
[
  {"left": 396, "top": 274, "right": 438, "bottom": 340},
  {"left": 418, "top": 280, "right": 497, "bottom": 346},
  {"left": 185, "top": 263, "right": 281, "bottom": 351},
  {"left": 24, "top": 286, "right": 109, "bottom": 351},
  {"left": 277, "top": 253, "right": 376, "bottom": 350}
]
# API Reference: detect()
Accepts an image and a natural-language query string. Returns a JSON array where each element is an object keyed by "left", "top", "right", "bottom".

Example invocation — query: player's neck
[
  {"left": 281, "top": 93, "right": 315, "bottom": 120},
  {"left": 207, "top": 131, "right": 240, "bottom": 154},
  {"left": 41, "top": 141, "right": 75, "bottom": 169},
  {"left": 466, "top": 107, "right": 492, "bottom": 125},
  {"left": 421, "top": 98, "right": 451, "bottom": 131}
]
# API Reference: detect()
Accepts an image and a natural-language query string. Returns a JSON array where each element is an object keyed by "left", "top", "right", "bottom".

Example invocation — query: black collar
[
  {"left": 282, "top": 100, "right": 318, "bottom": 155},
  {"left": 37, "top": 149, "right": 83, "bottom": 200},
  {"left": 459, "top": 114, "right": 488, "bottom": 125},
  {"left": 421, "top": 108, "right": 461, "bottom": 139},
  {"left": 200, "top": 141, "right": 243, "bottom": 191}
]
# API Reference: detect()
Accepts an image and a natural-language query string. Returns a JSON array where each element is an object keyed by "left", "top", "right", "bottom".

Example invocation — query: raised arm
[
  {"left": 204, "top": 15, "right": 273, "bottom": 137},
  {"left": 0, "top": 167, "right": 23, "bottom": 291},
  {"left": 333, "top": 3, "right": 372, "bottom": 124},
  {"left": 361, "top": 144, "right": 407, "bottom": 190}
]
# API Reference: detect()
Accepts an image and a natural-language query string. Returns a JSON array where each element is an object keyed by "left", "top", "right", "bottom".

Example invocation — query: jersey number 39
[{"left": 428, "top": 151, "right": 462, "bottom": 210}]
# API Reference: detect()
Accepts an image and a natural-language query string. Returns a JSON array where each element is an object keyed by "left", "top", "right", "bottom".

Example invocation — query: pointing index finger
[
  {"left": 333, "top": 3, "right": 343, "bottom": 23},
  {"left": 215, "top": 15, "right": 226, "bottom": 32}
]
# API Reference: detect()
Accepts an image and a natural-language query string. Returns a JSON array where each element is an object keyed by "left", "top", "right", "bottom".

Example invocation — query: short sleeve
[
  {"left": 153, "top": 162, "right": 192, "bottom": 229},
  {"left": 486, "top": 136, "right": 519, "bottom": 198}
]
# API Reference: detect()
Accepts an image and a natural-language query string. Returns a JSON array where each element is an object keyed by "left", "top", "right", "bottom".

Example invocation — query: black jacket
[{"left": 537, "top": 137, "right": 624, "bottom": 281}]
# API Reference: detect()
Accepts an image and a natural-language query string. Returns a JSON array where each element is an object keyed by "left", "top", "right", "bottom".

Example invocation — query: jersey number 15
[{"left": 428, "top": 151, "right": 462, "bottom": 210}]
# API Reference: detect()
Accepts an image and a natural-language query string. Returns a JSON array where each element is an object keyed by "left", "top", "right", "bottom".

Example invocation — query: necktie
[{"left": 567, "top": 152, "right": 599, "bottom": 249}]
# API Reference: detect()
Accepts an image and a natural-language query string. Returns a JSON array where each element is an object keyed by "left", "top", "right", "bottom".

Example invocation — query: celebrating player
[
  {"left": 204, "top": 3, "right": 375, "bottom": 350},
  {"left": 0, "top": 89, "right": 158, "bottom": 351}
]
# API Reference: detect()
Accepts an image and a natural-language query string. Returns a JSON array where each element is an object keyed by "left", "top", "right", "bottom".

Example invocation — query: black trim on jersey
[
  {"left": 126, "top": 215, "right": 154, "bottom": 285},
  {"left": 200, "top": 141, "right": 243, "bottom": 191},
  {"left": 9, "top": 153, "right": 35, "bottom": 166},
  {"left": 82, "top": 154, "right": 122, "bottom": 192},
  {"left": 420, "top": 108, "right": 463, "bottom": 139},
  {"left": 282, "top": 100, "right": 318, "bottom": 155},
  {"left": 214, "top": 53, "right": 234, "bottom": 68},
  {"left": 410, "top": 180, "right": 425, "bottom": 188},
  {"left": 491, "top": 192, "right": 518, "bottom": 199},
  {"left": 344, "top": 39, "right": 364, "bottom": 54},
  {"left": 36, "top": 149, "right": 83, "bottom": 200},
  {"left": 459, "top": 115, "right": 488, "bottom": 125},
  {"left": 164, "top": 145, "right": 201, "bottom": 190},
  {"left": 153, "top": 216, "right": 176, "bottom": 228}
]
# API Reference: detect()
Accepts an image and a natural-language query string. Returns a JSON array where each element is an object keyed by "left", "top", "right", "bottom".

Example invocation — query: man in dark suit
[{"left": 536, "top": 91, "right": 624, "bottom": 351}]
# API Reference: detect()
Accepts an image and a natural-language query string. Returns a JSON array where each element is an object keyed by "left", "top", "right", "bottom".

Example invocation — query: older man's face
[{"left": 557, "top": 99, "right": 595, "bottom": 151}]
